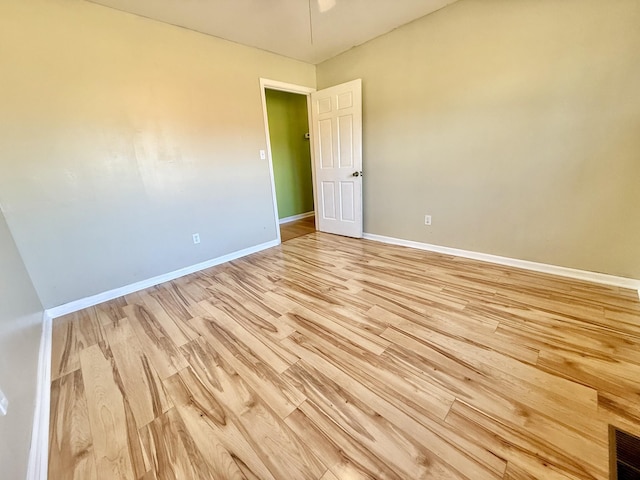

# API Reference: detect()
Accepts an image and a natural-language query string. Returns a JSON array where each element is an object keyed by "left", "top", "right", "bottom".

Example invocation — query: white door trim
[{"left": 259, "top": 78, "right": 317, "bottom": 244}]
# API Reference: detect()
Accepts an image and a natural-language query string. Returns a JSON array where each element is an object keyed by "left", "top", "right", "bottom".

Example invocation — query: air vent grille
[{"left": 610, "top": 425, "right": 640, "bottom": 480}]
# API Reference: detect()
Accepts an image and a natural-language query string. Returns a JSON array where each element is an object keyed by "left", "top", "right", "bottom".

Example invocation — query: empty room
[{"left": 1, "top": 0, "right": 640, "bottom": 479}]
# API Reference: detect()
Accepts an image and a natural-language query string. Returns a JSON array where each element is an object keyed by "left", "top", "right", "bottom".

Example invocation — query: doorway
[
  {"left": 265, "top": 88, "right": 315, "bottom": 242},
  {"left": 260, "top": 78, "right": 363, "bottom": 244},
  {"left": 260, "top": 80, "right": 317, "bottom": 243}
]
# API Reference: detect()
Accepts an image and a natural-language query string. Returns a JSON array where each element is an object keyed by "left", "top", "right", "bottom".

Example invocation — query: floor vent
[{"left": 610, "top": 425, "right": 640, "bottom": 480}]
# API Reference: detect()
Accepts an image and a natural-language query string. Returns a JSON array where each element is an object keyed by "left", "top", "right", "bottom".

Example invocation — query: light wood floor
[
  {"left": 48, "top": 233, "right": 640, "bottom": 480},
  {"left": 280, "top": 216, "right": 316, "bottom": 242}
]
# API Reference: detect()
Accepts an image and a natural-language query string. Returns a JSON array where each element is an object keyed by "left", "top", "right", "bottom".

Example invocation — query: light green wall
[
  {"left": 0, "top": 210, "right": 43, "bottom": 480},
  {"left": 266, "top": 90, "right": 314, "bottom": 220},
  {"left": 317, "top": 0, "right": 640, "bottom": 279},
  {"left": 0, "top": 0, "right": 315, "bottom": 308}
]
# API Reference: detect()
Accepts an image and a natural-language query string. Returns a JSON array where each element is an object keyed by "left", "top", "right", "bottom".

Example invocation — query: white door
[{"left": 311, "top": 79, "right": 362, "bottom": 238}]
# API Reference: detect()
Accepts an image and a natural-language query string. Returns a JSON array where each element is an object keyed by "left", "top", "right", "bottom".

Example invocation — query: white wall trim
[
  {"left": 45, "top": 239, "right": 279, "bottom": 319},
  {"left": 279, "top": 211, "right": 315, "bottom": 225},
  {"left": 26, "top": 312, "right": 52, "bottom": 480},
  {"left": 363, "top": 233, "right": 640, "bottom": 292},
  {"left": 260, "top": 79, "right": 316, "bottom": 94}
]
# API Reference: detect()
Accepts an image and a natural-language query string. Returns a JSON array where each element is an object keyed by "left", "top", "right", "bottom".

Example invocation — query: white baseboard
[
  {"left": 279, "top": 211, "right": 314, "bottom": 225},
  {"left": 363, "top": 233, "right": 640, "bottom": 295},
  {"left": 27, "top": 312, "right": 52, "bottom": 480},
  {"left": 45, "top": 239, "right": 280, "bottom": 319}
]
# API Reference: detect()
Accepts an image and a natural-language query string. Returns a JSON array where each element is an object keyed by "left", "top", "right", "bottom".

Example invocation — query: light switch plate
[{"left": 0, "top": 388, "right": 8, "bottom": 416}]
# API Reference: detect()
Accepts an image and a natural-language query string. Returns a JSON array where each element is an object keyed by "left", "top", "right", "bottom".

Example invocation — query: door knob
[{"left": 352, "top": 171, "right": 363, "bottom": 177}]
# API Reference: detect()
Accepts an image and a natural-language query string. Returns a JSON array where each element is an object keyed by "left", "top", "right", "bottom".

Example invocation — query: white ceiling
[{"left": 87, "top": 0, "right": 459, "bottom": 64}]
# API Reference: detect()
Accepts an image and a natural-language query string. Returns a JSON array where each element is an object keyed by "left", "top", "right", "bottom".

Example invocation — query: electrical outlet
[
  {"left": 0, "top": 388, "right": 8, "bottom": 416},
  {"left": 260, "top": 150, "right": 266, "bottom": 160},
  {"left": 192, "top": 233, "right": 201, "bottom": 245},
  {"left": 424, "top": 215, "right": 432, "bottom": 226}
]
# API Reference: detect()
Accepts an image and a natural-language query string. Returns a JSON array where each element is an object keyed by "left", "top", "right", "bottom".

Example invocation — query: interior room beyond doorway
[{"left": 264, "top": 88, "right": 315, "bottom": 242}]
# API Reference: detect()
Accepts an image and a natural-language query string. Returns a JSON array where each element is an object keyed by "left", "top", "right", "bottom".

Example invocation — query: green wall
[{"left": 266, "top": 89, "right": 314, "bottom": 220}]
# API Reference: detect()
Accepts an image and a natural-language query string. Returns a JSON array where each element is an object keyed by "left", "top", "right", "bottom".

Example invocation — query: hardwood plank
[
  {"left": 537, "top": 348, "right": 640, "bottom": 406},
  {"left": 282, "top": 305, "right": 390, "bottom": 355},
  {"left": 285, "top": 356, "right": 500, "bottom": 480},
  {"left": 446, "top": 399, "right": 603, "bottom": 480},
  {"left": 355, "top": 288, "right": 429, "bottom": 325},
  {"left": 187, "top": 319, "right": 305, "bottom": 418},
  {"left": 176, "top": 341, "right": 325, "bottom": 479},
  {"left": 380, "top": 327, "right": 601, "bottom": 438},
  {"left": 213, "top": 263, "right": 281, "bottom": 296},
  {"left": 95, "top": 298, "right": 128, "bottom": 326},
  {"left": 163, "top": 368, "right": 277, "bottom": 479},
  {"left": 139, "top": 470, "right": 157, "bottom": 480},
  {"left": 597, "top": 391, "right": 640, "bottom": 439},
  {"left": 196, "top": 303, "right": 298, "bottom": 372},
  {"left": 123, "top": 303, "right": 188, "bottom": 379},
  {"left": 109, "top": 337, "right": 173, "bottom": 428},
  {"left": 393, "top": 309, "right": 540, "bottom": 365},
  {"left": 288, "top": 402, "right": 408, "bottom": 480},
  {"left": 51, "top": 308, "right": 104, "bottom": 380},
  {"left": 378, "top": 345, "right": 508, "bottom": 477},
  {"left": 494, "top": 318, "right": 640, "bottom": 367},
  {"left": 286, "top": 362, "right": 478, "bottom": 480},
  {"left": 139, "top": 408, "right": 216, "bottom": 480},
  {"left": 275, "top": 261, "right": 361, "bottom": 296},
  {"left": 209, "top": 272, "right": 287, "bottom": 315},
  {"left": 350, "top": 275, "right": 469, "bottom": 314},
  {"left": 280, "top": 320, "right": 455, "bottom": 422},
  {"left": 48, "top": 370, "right": 97, "bottom": 480},
  {"left": 129, "top": 292, "right": 198, "bottom": 346},
  {"left": 149, "top": 281, "right": 210, "bottom": 321},
  {"left": 207, "top": 283, "right": 295, "bottom": 340},
  {"left": 274, "top": 277, "right": 372, "bottom": 316},
  {"left": 380, "top": 324, "right": 596, "bottom": 414},
  {"left": 320, "top": 469, "right": 339, "bottom": 480},
  {"left": 165, "top": 272, "right": 218, "bottom": 304},
  {"left": 102, "top": 317, "right": 137, "bottom": 346},
  {"left": 503, "top": 462, "right": 539, "bottom": 480},
  {"left": 79, "top": 344, "right": 143, "bottom": 479}
]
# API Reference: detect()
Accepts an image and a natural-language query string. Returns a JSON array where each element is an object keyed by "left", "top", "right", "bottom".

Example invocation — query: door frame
[{"left": 259, "top": 78, "right": 317, "bottom": 245}]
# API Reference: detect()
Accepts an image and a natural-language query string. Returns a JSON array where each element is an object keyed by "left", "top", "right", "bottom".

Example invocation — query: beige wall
[
  {"left": 0, "top": 210, "right": 43, "bottom": 480},
  {"left": 1, "top": 0, "right": 638, "bottom": 307},
  {"left": 317, "top": 0, "right": 640, "bottom": 279},
  {"left": 0, "top": 0, "right": 315, "bottom": 308}
]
